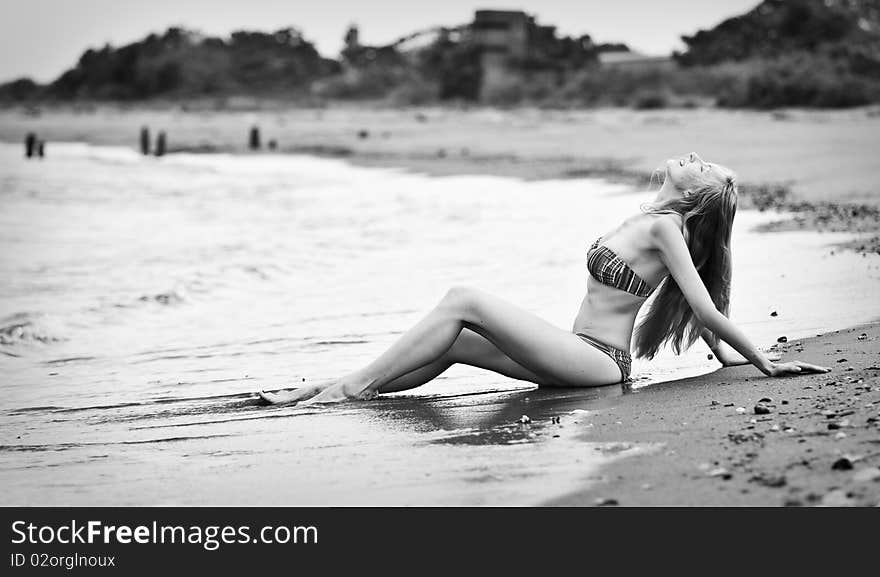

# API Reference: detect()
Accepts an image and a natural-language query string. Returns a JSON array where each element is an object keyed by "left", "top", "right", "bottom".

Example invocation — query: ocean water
[{"left": 1, "top": 142, "right": 878, "bottom": 505}]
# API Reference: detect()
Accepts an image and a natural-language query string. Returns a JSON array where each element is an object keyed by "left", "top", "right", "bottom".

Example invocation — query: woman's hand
[{"left": 767, "top": 360, "right": 831, "bottom": 377}]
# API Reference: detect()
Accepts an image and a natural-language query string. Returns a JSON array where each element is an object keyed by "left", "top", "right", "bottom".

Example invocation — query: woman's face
[{"left": 665, "top": 151, "right": 715, "bottom": 193}]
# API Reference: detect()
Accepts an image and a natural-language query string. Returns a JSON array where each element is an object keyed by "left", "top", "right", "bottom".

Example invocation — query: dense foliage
[
  {"left": 3, "top": 1, "right": 880, "bottom": 109},
  {"left": 34, "top": 28, "right": 338, "bottom": 99}
]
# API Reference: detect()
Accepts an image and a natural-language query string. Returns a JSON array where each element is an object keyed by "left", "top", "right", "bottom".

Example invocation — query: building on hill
[
  {"left": 468, "top": 9, "right": 596, "bottom": 102},
  {"left": 597, "top": 49, "right": 675, "bottom": 72}
]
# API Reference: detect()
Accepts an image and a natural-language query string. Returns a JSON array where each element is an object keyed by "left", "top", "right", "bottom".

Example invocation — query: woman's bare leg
[
  {"left": 302, "top": 286, "right": 622, "bottom": 404},
  {"left": 259, "top": 326, "right": 545, "bottom": 405},
  {"left": 377, "top": 328, "right": 548, "bottom": 393}
]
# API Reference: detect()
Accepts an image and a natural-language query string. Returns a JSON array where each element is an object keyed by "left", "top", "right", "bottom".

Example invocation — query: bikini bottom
[{"left": 575, "top": 332, "right": 631, "bottom": 383}]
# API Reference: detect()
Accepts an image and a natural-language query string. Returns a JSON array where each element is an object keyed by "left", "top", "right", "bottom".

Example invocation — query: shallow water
[{"left": 1, "top": 142, "right": 878, "bottom": 505}]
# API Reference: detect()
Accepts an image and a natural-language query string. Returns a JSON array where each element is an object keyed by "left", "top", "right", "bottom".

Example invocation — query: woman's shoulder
[{"left": 646, "top": 212, "right": 684, "bottom": 236}]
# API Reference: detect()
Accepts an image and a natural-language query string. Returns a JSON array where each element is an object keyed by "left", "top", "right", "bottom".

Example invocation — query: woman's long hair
[{"left": 633, "top": 170, "right": 738, "bottom": 359}]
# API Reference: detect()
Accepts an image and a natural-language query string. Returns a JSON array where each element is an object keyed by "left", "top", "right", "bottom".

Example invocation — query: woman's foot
[
  {"left": 302, "top": 381, "right": 377, "bottom": 405},
  {"left": 257, "top": 385, "right": 323, "bottom": 406}
]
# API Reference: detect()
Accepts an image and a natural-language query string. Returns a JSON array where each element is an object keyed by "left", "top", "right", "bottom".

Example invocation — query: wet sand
[{"left": 548, "top": 323, "right": 880, "bottom": 506}]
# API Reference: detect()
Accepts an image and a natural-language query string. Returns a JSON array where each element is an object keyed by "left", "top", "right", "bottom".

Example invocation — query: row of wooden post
[
  {"left": 24, "top": 132, "right": 45, "bottom": 158},
  {"left": 249, "top": 126, "right": 278, "bottom": 150},
  {"left": 139, "top": 125, "right": 276, "bottom": 157},
  {"left": 22, "top": 125, "right": 281, "bottom": 160},
  {"left": 140, "top": 127, "right": 167, "bottom": 157}
]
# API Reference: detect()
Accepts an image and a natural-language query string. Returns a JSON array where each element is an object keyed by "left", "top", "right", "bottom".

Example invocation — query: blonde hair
[{"left": 633, "top": 165, "right": 738, "bottom": 359}]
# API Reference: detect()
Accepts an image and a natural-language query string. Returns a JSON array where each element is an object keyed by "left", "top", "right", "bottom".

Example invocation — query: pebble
[
  {"left": 770, "top": 311, "right": 778, "bottom": 317},
  {"left": 754, "top": 404, "right": 772, "bottom": 415},
  {"left": 832, "top": 457, "right": 854, "bottom": 470},
  {"left": 595, "top": 498, "right": 619, "bottom": 507},
  {"left": 834, "top": 431, "right": 848, "bottom": 440},
  {"left": 857, "top": 333, "right": 867, "bottom": 341},
  {"left": 770, "top": 424, "right": 780, "bottom": 432},
  {"left": 735, "top": 407, "right": 747, "bottom": 414},
  {"left": 519, "top": 415, "right": 531, "bottom": 424},
  {"left": 777, "top": 336, "right": 788, "bottom": 343},
  {"left": 708, "top": 467, "right": 732, "bottom": 480},
  {"left": 752, "top": 474, "right": 786, "bottom": 488},
  {"left": 820, "top": 489, "right": 855, "bottom": 507},
  {"left": 758, "top": 397, "right": 773, "bottom": 403},
  {"left": 852, "top": 467, "right": 880, "bottom": 483}
]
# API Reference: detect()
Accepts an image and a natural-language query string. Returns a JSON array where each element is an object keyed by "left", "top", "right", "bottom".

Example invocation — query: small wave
[
  {"left": 0, "top": 312, "right": 65, "bottom": 347},
  {"left": 137, "top": 289, "right": 186, "bottom": 306},
  {"left": 44, "top": 356, "right": 97, "bottom": 365},
  {"left": 7, "top": 405, "right": 65, "bottom": 413},
  {"left": 10, "top": 390, "right": 258, "bottom": 416},
  {"left": 0, "top": 433, "right": 234, "bottom": 453}
]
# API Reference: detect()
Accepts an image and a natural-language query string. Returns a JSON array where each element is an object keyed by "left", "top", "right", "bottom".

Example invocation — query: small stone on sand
[
  {"left": 853, "top": 467, "right": 880, "bottom": 483},
  {"left": 832, "top": 457, "right": 854, "bottom": 470},
  {"left": 820, "top": 489, "right": 855, "bottom": 507}
]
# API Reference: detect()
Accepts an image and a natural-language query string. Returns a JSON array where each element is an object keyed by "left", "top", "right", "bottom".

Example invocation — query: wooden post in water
[
  {"left": 37, "top": 140, "right": 45, "bottom": 158},
  {"left": 140, "top": 126, "right": 150, "bottom": 155},
  {"left": 24, "top": 132, "right": 37, "bottom": 158},
  {"left": 155, "top": 131, "right": 166, "bottom": 157},
  {"left": 249, "top": 126, "right": 261, "bottom": 150}
]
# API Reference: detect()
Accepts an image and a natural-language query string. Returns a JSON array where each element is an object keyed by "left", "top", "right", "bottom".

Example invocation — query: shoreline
[
  {"left": 334, "top": 150, "right": 880, "bottom": 253},
  {"left": 547, "top": 323, "right": 880, "bottom": 506},
  {"left": 2, "top": 104, "right": 878, "bottom": 253}
]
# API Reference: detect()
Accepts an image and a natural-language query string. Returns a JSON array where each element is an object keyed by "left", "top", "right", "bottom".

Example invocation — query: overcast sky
[{"left": 0, "top": 0, "right": 759, "bottom": 83}]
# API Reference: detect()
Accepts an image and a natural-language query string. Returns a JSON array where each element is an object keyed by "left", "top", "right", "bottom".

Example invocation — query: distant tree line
[
  {"left": 673, "top": 0, "right": 880, "bottom": 108},
  {"left": 2, "top": 0, "right": 880, "bottom": 109},
  {"left": 13, "top": 27, "right": 339, "bottom": 100}
]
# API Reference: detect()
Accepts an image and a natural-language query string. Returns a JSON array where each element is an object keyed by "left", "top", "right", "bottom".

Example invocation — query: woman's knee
[{"left": 440, "top": 285, "right": 481, "bottom": 317}]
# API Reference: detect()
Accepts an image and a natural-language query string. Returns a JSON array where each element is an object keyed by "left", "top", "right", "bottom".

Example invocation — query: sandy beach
[
  {"left": 549, "top": 323, "right": 880, "bottom": 507},
  {"left": 1, "top": 106, "right": 878, "bottom": 506}
]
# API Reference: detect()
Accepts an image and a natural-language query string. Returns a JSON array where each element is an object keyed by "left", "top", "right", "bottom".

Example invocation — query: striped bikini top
[{"left": 587, "top": 237, "right": 655, "bottom": 298}]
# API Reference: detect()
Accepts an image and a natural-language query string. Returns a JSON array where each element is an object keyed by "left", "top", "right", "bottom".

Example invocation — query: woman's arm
[
  {"left": 651, "top": 218, "right": 829, "bottom": 377},
  {"left": 701, "top": 328, "right": 745, "bottom": 366},
  {"left": 700, "top": 328, "right": 781, "bottom": 367}
]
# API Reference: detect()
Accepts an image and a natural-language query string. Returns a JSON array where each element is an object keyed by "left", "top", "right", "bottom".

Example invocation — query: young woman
[{"left": 259, "top": 152, "right": 830, "bottom": 405}]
